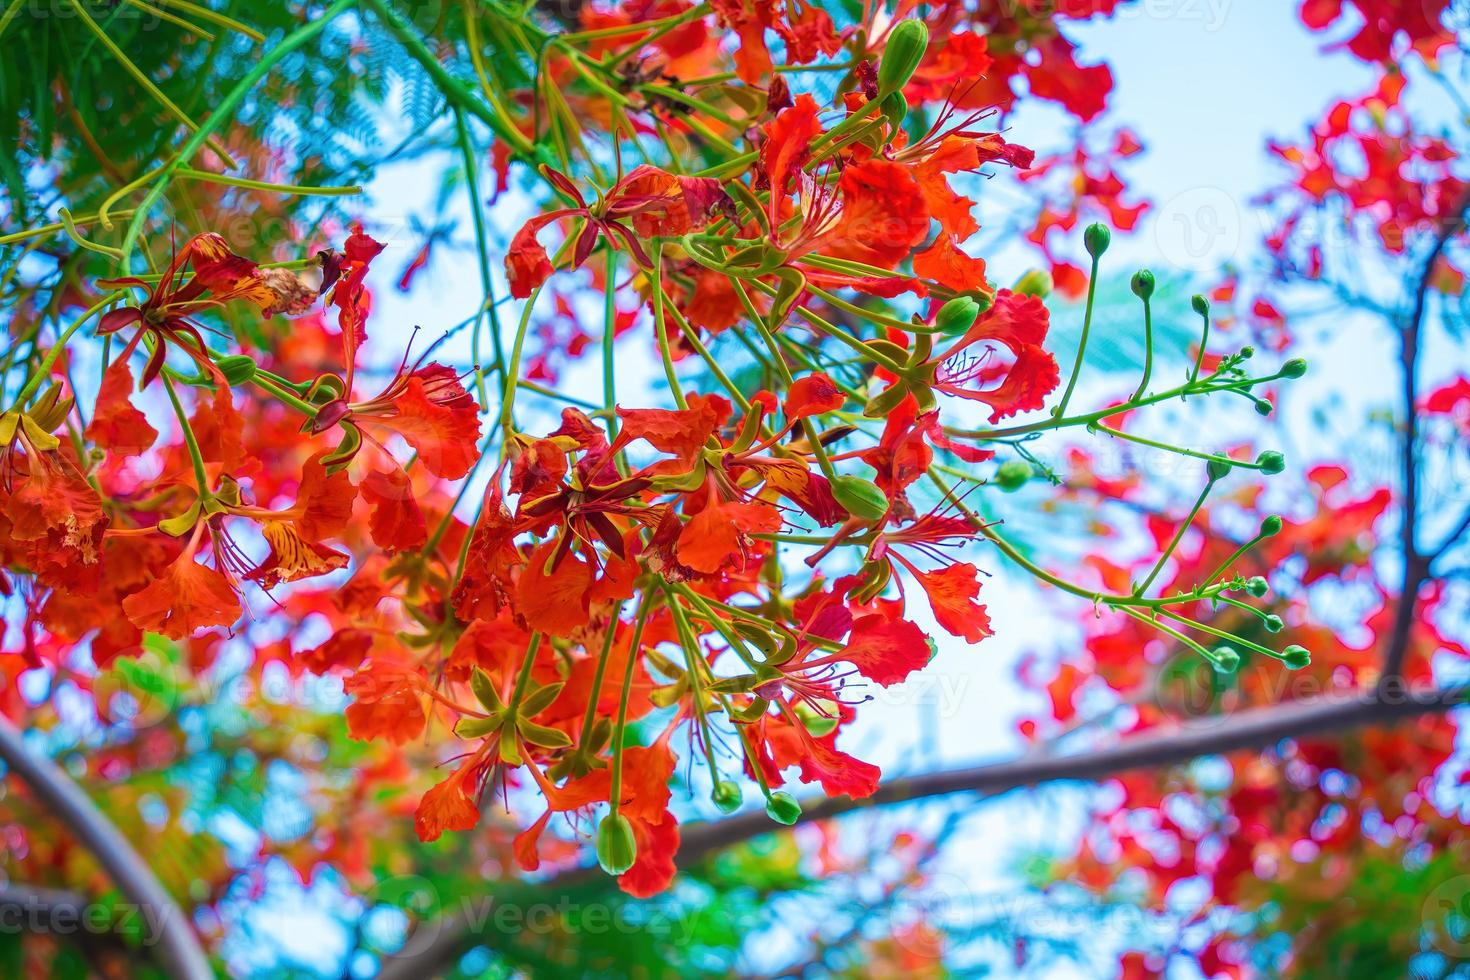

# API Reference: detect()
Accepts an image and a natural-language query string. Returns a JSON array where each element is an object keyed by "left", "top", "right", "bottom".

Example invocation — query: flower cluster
[{"left": 2, "top": 3, "right": 1306, "bottom": 909}]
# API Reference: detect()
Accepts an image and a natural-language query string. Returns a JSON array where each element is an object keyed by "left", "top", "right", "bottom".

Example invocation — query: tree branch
[
  {"left": 0, "top": 718, "right": 212, "bottom": 979},
  {"left": 1379, "top": 197, "right": 1469, "bottom": 686},
  {"left": 377, "top": 683, "right": 1469, "bottom": 979}
]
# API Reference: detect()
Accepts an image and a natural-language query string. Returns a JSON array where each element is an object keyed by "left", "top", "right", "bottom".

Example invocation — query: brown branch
[
  {"left": 1379, "top": 196, "right": 1469, "bottom": 687},
  {"left": 376, "top": 683, "right": 1470, "bottom": 979},
  {"left": 0, "top": 718, "right": 213, "bottom": 980}
]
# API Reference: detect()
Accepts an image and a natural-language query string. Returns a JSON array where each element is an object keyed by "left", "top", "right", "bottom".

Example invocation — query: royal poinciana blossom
[{"left": 0, "top": 1, "right": 1361, "bottom": 973}]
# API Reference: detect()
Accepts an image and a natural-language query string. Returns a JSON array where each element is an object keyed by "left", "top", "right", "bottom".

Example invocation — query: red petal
[
  {"left": 785, "top": 372, "right": 845, "bottom": 419},
  {"left": 837, "top": 613, "right": 931, "bottom": 686},
  {"left": 361, "top": 466, "right": 427, "bottom": 552},
  {"left": 121, "top": 559, "right": 240, "bottom": 640},
  {"left": 86, "top": 360, "right": 158, "bottom": 456},
  {"left": 913, "top": 563, "right": 992, "bottom": 643}
]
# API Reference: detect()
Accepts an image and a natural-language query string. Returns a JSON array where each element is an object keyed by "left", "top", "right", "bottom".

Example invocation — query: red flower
[
  {"left": 97, "top": 232, "right": 275, "bottom": 388},
  {"left": 930, "top": 289, "right": 1061, "bottom": 422},
  {"left": 505, "top": 165, "right": 734, "bottom": 298},
  {"left": 120, "top": 523, "right": 240, "bottom": 640},
  {"left": 311, "top": 362, "right": 482, "bottom": 480}
]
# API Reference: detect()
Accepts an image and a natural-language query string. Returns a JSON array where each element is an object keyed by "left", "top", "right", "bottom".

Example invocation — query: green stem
[
  {"left": 176, "top": 168, "right": 361, "bottom": 196},
  {"left": 608, "top": 594, "right": 654, "bottom": 816},
  {"left": 1120, "top": 607, "right": 1226, "bottom": 668},
  {"left": 650, "top": 240, "right": 687, "bottom": 409},
  {"left": 455, "top": 109, "right": 504, "bottom": 406},
  {"left": 1090, "top": 422, "right": 1266, "bottom": 471},
  {"left": 1135, "top": 477, "right": 1217, "bottom": 597},
  {"left": 1189, "top": 302, "right": 1211, "bottom": 384},
  {"left": 499, "top": 284, "right": 544, "bottom": 432},
  {"left": 507, "top": 633, "right": 544, "bottom": 712},
  {"left": 162, "top": 375, "right": 212, "bottom": 498},
  {"left": 575, "top": 609, "right": 625, "bottom": 754},
  {"left": 1202, "top": 532, "right": 1270, "bottom": 587},
  {"left": 1154, "top": 608, "right": 1284, "bottom": 661},
  {"left": 1054, "top": 250, "right": 1102, "bottom": 418},
  {"left": 1130, "top": 291, "right": 1154, "bottom": 403},
  {"left": 602, "top": 245, "right": 620, "bottom": 441}
]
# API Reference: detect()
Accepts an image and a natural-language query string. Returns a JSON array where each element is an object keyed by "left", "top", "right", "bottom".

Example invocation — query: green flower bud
[
  {"left": 1012, "top": 269, "right": 1052, "bottom": 298},
  {"left": 1260, "top": 515, "right": 1283, "bottom": 537},
  {"left": 765, "top": 790, "right": 802, "bottom": 826},
  {"left": 1256, "top": 450, "right": 1285, "bottom": 475},
  {"left": 1254, "top": 399, "right": 1274, "bottom": 417},
  {"left": 1210, "top": 646, "right": 1241, "bottom": 674},
  {"left": 1281, "top": 357, "right": 1308, "bottom": 379},
  {"left": 216, "top": 354, "right": 258, "bottom": 386},
  {"left": 1281, "top": 645, "right": 1311, "bottom": 670},
  {"left": 1130, "top": 269, "right": 1155, "bottom": 300},
  {"left": 877, "top": 20, "right": 929, "bottom": 95},
  {"left": 1206, "top": 458, "right": 1233, "bottom": 482},
  {"left": 1246, "top": 575, "right": 1269, "bottom": 597},
  {"left": 831, "top": 475, "right": 889, "bottom": 522},
  {"left": 881, "top": 91, "right": 908, "bottom": 133},
  {"left": 1263, "top": 614, "right": 1284, "bottom": 633},
  {"left": 1083, "top": 223, "right": 1111, "bottom": 259},
  {"left": 1191, "top": 295, "right": 1210, "bottom": 317},
  {"left": 994, "top": 459, "right": 1032, "bottom": 491},
  {"left": 935, "top": 296, "right": 980, "bottom": 335},
  {"left": 712, "top": 780, "right": 743, "bottom": 814},
  {"left": 595, "top": 812, "right": 638, "bottom": 876},
  {"left": 1240, "top": 345, "right": 1255, "bottom": 359}
]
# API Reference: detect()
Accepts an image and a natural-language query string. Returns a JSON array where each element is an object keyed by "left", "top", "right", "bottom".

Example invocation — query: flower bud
[
  {"left": 216, "top": 355, "right": 258, "bottom": 386},
  {"left": 765, "top": 790, "right": 802, "bottom": 825},
  {"left": 1083, "top": 223, "right": 1111, "bottom": 259},
  {"left": 994, "top": 459, "right": 1032, "bottom": 491},
  {"left": 1246, "top": 575, "right": 1269, "bottom": 597},
  {"left": 1012, "top": 269, "right": 1052, "bottom": 298},
  {"left": 1281, "top": 357, "right": 1308, "bottom": 379},
  {"left": 878, "top": 20, "right": 928, "bottom": 95},
  {"left": 1191, "top": 295, "right": 1210, "bottom": 317},
  {"left": 1206, "top": 458, "right": 1232, "bottom": 482},
  {"left": 1260, "top": 515, "right": 1283, "bottom": 537},
  {"left": 712, "top": 780, "right": 743, "bottom": 814},
  {"left": 1239, "top": 345, "right": 1255, "bottom": 359},
  {"left": 595, "top": 812, "right": 638, "bottom": 876},
  {"left": 1263, "top": 614, "right": 1284, "bottom": 633},
  {"left": 1281, "top": 645, "right": 1311, "bottom": 670},
  {"left": 1210, "top": 646, "right": 1241, "bottom": 674},
  {"left": 1256, "top": 450, "right": 1285, "bottom": 475},
  {"left": 831, "top": 475, "right": 889, "bottom": 522},
  {"left": 1130, "top": 269, "right": 1155, "bottom": 300},
  {"left": 1254, "top": 399, "right": 1273, "bottom": 417},
  {"left": 935, "top": 296, "right": 980, "bottom": 335}
]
